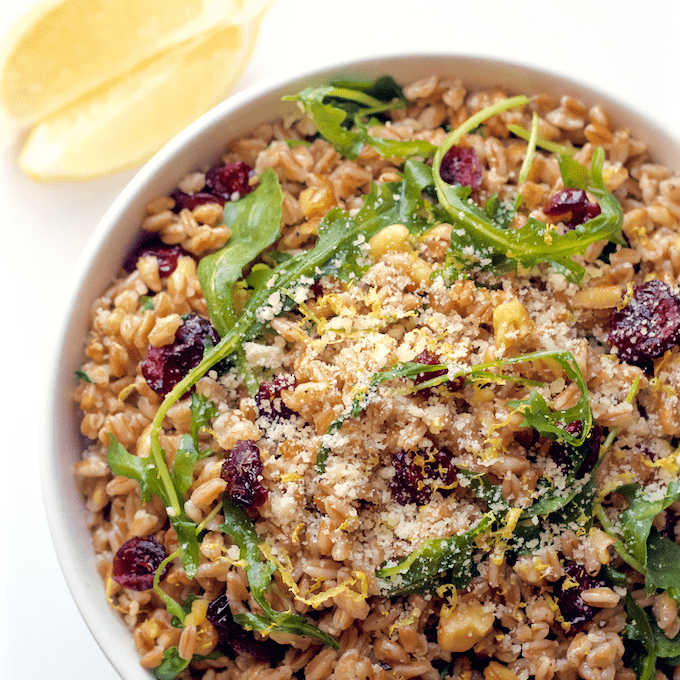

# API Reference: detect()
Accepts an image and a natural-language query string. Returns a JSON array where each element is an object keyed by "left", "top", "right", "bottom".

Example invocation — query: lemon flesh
[
  {"left": 0, "top": 0, "right": 270, "bottom": 125},
  {"left": 19, "top": 21, "right": 260, "bottom": 181}
]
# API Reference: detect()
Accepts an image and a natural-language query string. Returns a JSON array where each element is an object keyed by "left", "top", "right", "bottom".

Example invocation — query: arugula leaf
[
  {"left": 152, "top": 549, "right": 187, "bottom": 624},
  {"left": 442, "top": 149, "right": 624, "bottom": 282},
  {"left": 484, "top": 194, "right": 516, "bottom": 230},
  {"left": 152, "top": 647, "right": 191, "bottom": 680},
  {"left": 646, "top": 531, "right": 680, "bottom": 600},
  {"left": 197, "top": 168, "right": 283, "bottom": 338},
  {"left": 219, "top": 499, "right": 339, "bottom": 648},
  {"left": 105, "top": 395, "right": 221, "bottom": 578},
  {"left": 174, "top": 435, "right": 200, "bottom": 502},
  {"left": 107, "top": 434, "right": 201, "bottom": 577},
  {"left": 331, "top": 75, "right": 405, "bottom": 104},
  {"left": 429, "top": 95, "right": 624, "bottom": 282},
  {"left": 656, "top": 626, "right": 680, "bottom": 663},
  {"left": 625, "top": 595, "right": 658, "bottom": 680},
  {"left": 625, "top": 592, "right": 680, "bottom": 679},
  {"left": 314, "top": 170, "right": 437, "bottom": 283},
  {"left": 618, "top": 482, "right": 680, "bottom": 571},
  {"left": 462, "top": 464, "right": 597, "bottom": 556},
  {"left": 516, "top": 111, "right": 539, "bottom": 188},
  {"left": 505, "top": 350, "right": 591, "bottom": 444},
  {"left": 507, "top": 122, "right": 577, "bottom": 156},
  {"left": 462, "top": 470, "right": 508, "bottom": 510},
  {"left": 286, "top": 78, "right": 436, "bottom": 160},
  {"left": 139, "top": 295, "right": 155, "bottom": 311},
  {"left": 376, "top": 513, "right": 495, "bottom": 595},
  {"left": 189, "top": 392, "right": 219, "bottom": 449},
  {"left": 522, "top": 466, "right": 598, "bottom": 522},
  {"left": 106, "top": 434, "right": 162, "bottom": 504}
]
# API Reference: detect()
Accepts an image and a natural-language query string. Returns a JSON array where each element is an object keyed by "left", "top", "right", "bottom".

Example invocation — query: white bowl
[{"left": 43, "top": 54, "right": 680, "bottom": 680}]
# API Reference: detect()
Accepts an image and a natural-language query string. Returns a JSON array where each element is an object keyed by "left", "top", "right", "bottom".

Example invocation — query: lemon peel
[
  {"left": 105, "top": 576, "right": 128, "bottom": 614},
  {"left": 259, "top": 543, "right": 368, "bottom": 608}
]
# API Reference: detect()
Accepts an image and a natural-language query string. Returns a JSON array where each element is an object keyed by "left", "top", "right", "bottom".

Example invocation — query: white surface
[{"left": 0, "top": 1, "right": 678, "bottom": 678}]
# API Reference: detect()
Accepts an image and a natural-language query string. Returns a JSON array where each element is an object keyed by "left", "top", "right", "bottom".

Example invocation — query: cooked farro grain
[{"left": 74, "top": 74, "right": 680, "bottom": 680}]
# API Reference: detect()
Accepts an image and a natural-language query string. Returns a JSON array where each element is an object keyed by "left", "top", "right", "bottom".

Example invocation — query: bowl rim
[{"left": 42, "top": 51, "right": 680, "bottom": 680}]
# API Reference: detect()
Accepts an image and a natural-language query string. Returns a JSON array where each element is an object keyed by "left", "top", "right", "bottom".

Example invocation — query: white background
[{"left": 0, "top": 0, "right": 678, "bottom": 678}]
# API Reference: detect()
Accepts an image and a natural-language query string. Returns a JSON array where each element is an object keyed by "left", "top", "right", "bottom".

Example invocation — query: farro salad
[{"left": 74, "top": 74, "right": 680, "bottom": 680}]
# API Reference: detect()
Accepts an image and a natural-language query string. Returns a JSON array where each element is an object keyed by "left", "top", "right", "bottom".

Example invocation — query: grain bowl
[{"left": 45, "top": 55, "right": 680, "bottom": 680}]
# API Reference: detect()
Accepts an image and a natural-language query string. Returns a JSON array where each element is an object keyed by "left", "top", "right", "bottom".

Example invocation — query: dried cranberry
[
  {"left": 543, "top": 189, "right": 601, "bottom": 228},
  {"left": 430, "top": 448, "right": 459, "bottom": 494},
  {"left": 206, "top": 593, "right": 284, "bottom": 662},
  {"left": 439, "top": 146, "right": 482, "bottom": 189},
  {"left": 608, "top": 279, "right": 680, "bottom": 369},
  {"left": 205, "top": 161, "right": 254, "bottom": 202},
  {"left": 556, "top": 561, "right": 604, "bottom": 630},
  {"left": 514, "top": 428, "right": 538, "bottom": 450},
  {"left": 221, "top": 440, "right": 268, "bottom": 509},
  {"left": 255, "top": 375, "right": 297, "bottom": 424},
  {"left": 564, "top": 420, "right": 583, "bottom": 438},
  {"left": 170, "top": 188, "right": 225, "bottom": 212},
  {"left": 168, "top": 161, "right": 253, "bottom": 212},
  {"left": 309, "top": 280, "right": 324, "bottom": 299},
  {"left": 660, "top": 508, "right": 679, "bottom": 541},
  {"left": 122, "top": 235, "right": 190, "bottom": 277},
  {"left": 391, "top": 450, "right": 431, "bottom": 506},
  {"left": 112, "top": 536, "right": 169, "bottom": 591},
  {"left": 549, "top": 423, "right": 603, "bottom": 478},
  {"left": 141, "top": 313, "right": 220, "bottom": 396},
  {"left": 390, "top": 447, "right": 457, "bottom": 506},
  {"left": 413, "top": 350, "right": 464, "bottom": 396}
]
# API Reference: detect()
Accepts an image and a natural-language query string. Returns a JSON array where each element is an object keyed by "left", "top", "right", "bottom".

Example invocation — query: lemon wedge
[{"left": 0, "top": 0, "right": 273, "bottom": 179}]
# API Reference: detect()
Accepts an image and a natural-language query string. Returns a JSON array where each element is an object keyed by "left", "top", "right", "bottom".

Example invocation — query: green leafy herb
[
  {"left": 461, "top": 463, "right": 598, "bottom": 558},
  {"left": 376, "top": 513, "right": 495, "bottom": 595},
  {"left": 483, "top": 194, "right": 516, "bottom": 230},
  {"left": 74, "top": 369, "right": 94, "bottom": 383},
  {"left": 516, "top": 111, "right": 540, "bottom": 188},
  {"left": 197, "top": 168, "right": 283, "bottom": 338},
  {"left": 106, "top": 394, "right": 220, "bottom": 576},
  {"left": 625, "top": 595, "right": 659, "bottom": 680},
  {"left": 618, "top": 481, "right": 680, "bottom": 574},
  {"left": 286, "top": 78, "right": 436, "bottom": 160},
  {"left": 443, "top": 147, "right": 623, "bottom": 281},
  {"left": 152, "top": 647, "right": 191, "bottom": 680},
  {"left": 331, "top": 75, "right": 405, "bottom": 103},
  {"left": 153, "top": 549, "right": 186, "bottom": 624},
  {"left": 625, "top": 592, "right": 680, "bottom": 680},
  {"left": 462, "top": 470, "right": 508, "bottom": 510},
  {"left": 107, "top": 434, "right": 201, "bottom": 576},
  {"left": 516, "top": 375, "right": 639, "bottom": 528},
  {"left": 505, "top": 350, "right": 591, "bottom": 444},
  {"left": 189, "top": 392, "right": 219, "bottom": 451},
  {"left": 507, "top": 122, "right": 577, "bottom": 156},
  {"left": 426, "top": 95, "right": 624, "bottom": 282},
  {"left": 219, "top": 499, "right": 338, "bottom": 648},
  {"left": 140, "top": 295, "right": 155, "bottom": 311},
  {"left": 647, "top": 531, "right": 680, "bottom": 601}
]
